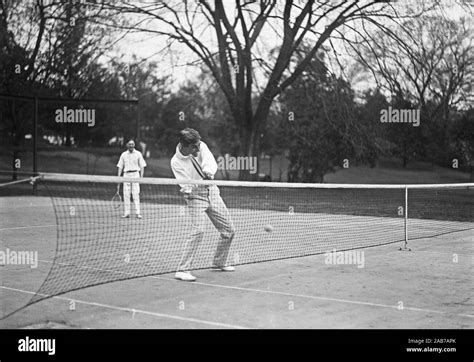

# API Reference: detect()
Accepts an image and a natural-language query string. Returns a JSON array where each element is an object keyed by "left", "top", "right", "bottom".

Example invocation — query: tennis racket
[
  {"left": 112, "top": 185, "right": 122, "bottom": 209},
  {"left": 191, "top": 157, "right": 211, "bottom": 180}
]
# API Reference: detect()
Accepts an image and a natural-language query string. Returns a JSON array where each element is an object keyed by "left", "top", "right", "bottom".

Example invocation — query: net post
[{"left": 399, "top": 186, "right": 411, "bottom": 251}]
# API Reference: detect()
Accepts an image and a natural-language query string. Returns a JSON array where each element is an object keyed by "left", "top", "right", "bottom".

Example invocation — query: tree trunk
[
  {"left": 237, "top": 126, "right": 260, "bottom": 181},
  {"left": 237, "top": 94, "right": 275, "bottom": 181}
]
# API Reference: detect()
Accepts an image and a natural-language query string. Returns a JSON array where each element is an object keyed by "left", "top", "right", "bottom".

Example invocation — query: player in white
[
  {"left": 117, "top": 139, "right": 147, "bottom": 219},
  {"left": 171, "top": 128, "right": 236, "bottom": 282}
]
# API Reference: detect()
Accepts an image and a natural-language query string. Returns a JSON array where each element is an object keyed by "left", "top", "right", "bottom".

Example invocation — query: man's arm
[
  {"left": 139, "top": 152, "right": 147, "bottom": 178},
  {"left": 200, "top": 142, "right": 218, "bottom": 179},
  {"left": 117, "top": 154, "right": 124, "bottom": 190},
  {"left": 171, "top": 161, "right": 194, "bottom": 195}
]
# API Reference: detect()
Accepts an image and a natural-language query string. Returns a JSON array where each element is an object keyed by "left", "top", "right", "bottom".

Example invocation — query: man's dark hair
[{"left": 179, "top": 128, "right": 201, "bottom": 146}]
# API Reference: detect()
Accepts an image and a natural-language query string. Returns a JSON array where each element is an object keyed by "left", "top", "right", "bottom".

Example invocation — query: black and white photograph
[{"left": 0, "top": 0, "right": 472, "bottom": 360}]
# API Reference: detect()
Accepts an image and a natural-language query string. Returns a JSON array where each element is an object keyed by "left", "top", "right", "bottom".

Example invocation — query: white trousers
[
  {"left": 177, "top": 186, "right": 235, "bottom": 271},
  {"left": 123, "top": 172, "right": 140, "bottom": 215}
]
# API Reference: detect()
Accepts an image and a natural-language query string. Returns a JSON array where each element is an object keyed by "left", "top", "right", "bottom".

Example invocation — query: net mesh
[{"left": 5, "top": 174, "right": 474, "bottom": 313}]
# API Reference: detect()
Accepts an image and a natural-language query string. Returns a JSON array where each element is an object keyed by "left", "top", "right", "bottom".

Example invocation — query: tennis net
[{"left": 3, "top": 173, "right": 474, "bottom": 315}]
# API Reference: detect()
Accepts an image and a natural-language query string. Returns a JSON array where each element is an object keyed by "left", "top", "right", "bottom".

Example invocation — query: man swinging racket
[
  {"left": 117, "top": 139, "right": 147, "bottom": 219},
  {"left": 171, "top": 128, "right": 236, "bottom": 282}
]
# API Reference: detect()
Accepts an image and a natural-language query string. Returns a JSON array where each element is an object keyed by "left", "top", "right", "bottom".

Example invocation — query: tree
[
  {"left": 281, "top": 52, "right": 375, "bottom": 182},
  {"left": 0, "top": 0, "right": 122, "bottom": 176},
  {"left": 0, "top": 1, "right": 45, "bottom": 178},
  {"left": 158, "top": 82, "right": 208, "bottom": 155},
  {"left": 347, "top": 4, "right": 473, "bottom": 166},
  {"left": 451, "top": 108, "right": 474, "bottom": 176},
  {"left": 384, "top": 97, "right": 426, "bottom": 167},
  {"left": 99, "top": 0, "right": 416, "bottom": 179},
  {"left": 155, "top": 69, "right": 239, "bottom": 158},
  {"left": 358, "top": 89, "right": 390, "bottom": 161},
  {"left": 113, "top": 58, "right": 170, "bottom": 153}
]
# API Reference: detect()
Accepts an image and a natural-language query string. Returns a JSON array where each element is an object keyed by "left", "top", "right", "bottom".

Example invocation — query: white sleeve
[
  {"left": 117, "top": 154, "right": 124, "bottom": 168},
  {"left": 171, "top": 160, "right": 194, "bottom": 194},
  {"left": 200, "top": 142, "right": 218, "bottom": 176},
  {"left": 138, "top": 152, "right": 147, "bottom": 168}
]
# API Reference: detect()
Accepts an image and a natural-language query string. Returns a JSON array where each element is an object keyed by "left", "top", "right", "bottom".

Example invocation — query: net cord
[
  {"left": 0, "top": 175, "right": 41, "bottom": 187},
  {"left": 38, "top": 172, "right": 474, "bottom": 190}
]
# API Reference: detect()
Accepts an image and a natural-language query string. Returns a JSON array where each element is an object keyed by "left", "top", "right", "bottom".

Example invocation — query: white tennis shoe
[
  {"left": 212, "top": 265, "right": 235, "bottom": 272},
  {"left": 175, "top": 271, "right": 197, "bottom": 282}
]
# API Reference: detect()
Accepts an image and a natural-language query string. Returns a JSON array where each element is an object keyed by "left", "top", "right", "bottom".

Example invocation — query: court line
[
  {"left": 0, "top": 224, "right": 57, "bottom": 232},
  {"left": 155, "top": 277, "right": 474, "bottom": 319},
  {"left": 0, "top": 285, "right": 248, "bottom": 329},
  {"left": 32, "top": 258, "right": 474, "bottom": 320},
  {"left": 0, "top": 204, "right": 52, "bottom": 208},
  {"left": 0, "top": 215, "right": 183, "bottom": 232}
]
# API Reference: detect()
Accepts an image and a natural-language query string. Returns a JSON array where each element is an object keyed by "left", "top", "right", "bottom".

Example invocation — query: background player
[{"left": 117, "top": 139, "right": 146, "bottom": 219}]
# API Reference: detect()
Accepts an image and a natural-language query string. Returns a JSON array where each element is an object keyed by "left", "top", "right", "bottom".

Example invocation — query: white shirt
[
  {"left": 117, "top": 149, "right": 147, "bottom": 172},
  {"left": 170, "top": 141, "right": 217, "bottom": 194}
]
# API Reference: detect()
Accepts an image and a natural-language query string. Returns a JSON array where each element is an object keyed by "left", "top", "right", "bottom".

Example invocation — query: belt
[{"left": 125, "top": 170, "right": 139, "bottom": 173}]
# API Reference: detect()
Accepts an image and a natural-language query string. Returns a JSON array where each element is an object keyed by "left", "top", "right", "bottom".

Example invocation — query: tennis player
[
  {"left": 171, "top": 128, "right": 236, "bottom": 282},
  {"left": 117, "top": 139, "right": 146, "bottom": 219}
]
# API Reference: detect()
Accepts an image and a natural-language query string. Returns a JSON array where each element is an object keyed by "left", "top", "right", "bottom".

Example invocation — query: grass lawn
[
  {"left": 259, "top": 155, "right": 471, "bottom": 184},
  {"left": 324, "top": 163, "right": 472, "bottom": 184},
  {"left": 0, "top": 148, "right": 174, "bottom": 178},
  {"left": 0, "top": 147, "right": 471, "bottom": 184}
]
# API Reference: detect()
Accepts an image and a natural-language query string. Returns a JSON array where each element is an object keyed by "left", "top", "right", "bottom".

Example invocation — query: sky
[{"left": 109, "top": 1, "right": 472, "bottom": 97}]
